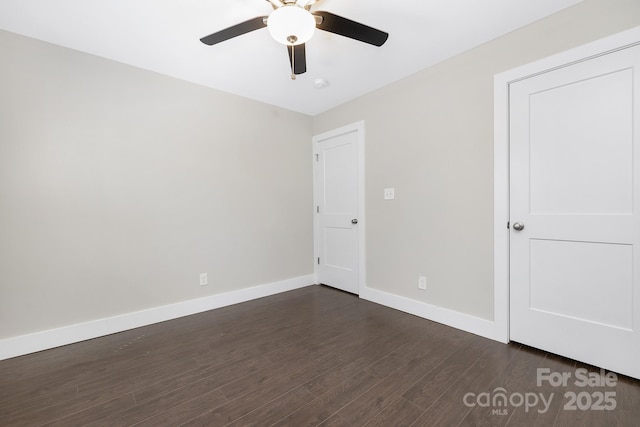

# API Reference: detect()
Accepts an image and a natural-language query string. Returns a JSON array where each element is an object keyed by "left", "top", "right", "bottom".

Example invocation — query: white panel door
[
  {"left": 314, "top": 126, "right": 360, "bottom": 294},
  {"left": 509, "top": 44, "right": 640, "bottom": 379}
]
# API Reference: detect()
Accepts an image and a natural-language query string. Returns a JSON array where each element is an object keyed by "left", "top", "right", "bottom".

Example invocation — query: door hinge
[
  {"left": 316, "top": 206, "right": 320, "bottom": 213},
  {"left": 315, "top": 154, "right": 319, "bottom": 162},
  {"left": 317, "top": 257, "right": 320, "bottom": 265},
  {"left": 507, "top": 221, "right": 510, "bottom": 229}
]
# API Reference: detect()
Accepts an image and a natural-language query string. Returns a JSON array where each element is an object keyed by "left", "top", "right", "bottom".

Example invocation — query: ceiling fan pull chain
[{"left": 290, "top": 44, "right": 296, "bottom": 80}]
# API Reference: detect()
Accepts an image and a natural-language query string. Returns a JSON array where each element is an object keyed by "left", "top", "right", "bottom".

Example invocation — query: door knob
[
  {"left": 351, "top": 219, "right": 358, "bottom": 224},
  {"left": 512, "top": 222, "right": 525, "bottom": 231}
]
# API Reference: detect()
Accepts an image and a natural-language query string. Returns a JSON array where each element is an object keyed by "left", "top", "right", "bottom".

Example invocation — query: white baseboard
[
  {"left": 0, "top": 275, "right": 314, "bottom": 361},
  {"left": 360, "top": 286, "right": 508, "bottom": 343}
]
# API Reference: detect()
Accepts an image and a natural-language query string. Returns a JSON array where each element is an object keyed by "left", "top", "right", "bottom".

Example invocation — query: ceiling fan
[{"left": 200, "top": 0, "right": 389, "bottom": 79}]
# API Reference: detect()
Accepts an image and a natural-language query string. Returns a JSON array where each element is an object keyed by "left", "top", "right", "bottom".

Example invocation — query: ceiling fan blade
[
  {"left": 313, "top": 11, "right": 388, "bottom": 47},
  {"left": 200, "top": 16, "right": 267, "bottom": 46},
  {"left": 287, "top": 43, "right": 307, "bottom": 75}
]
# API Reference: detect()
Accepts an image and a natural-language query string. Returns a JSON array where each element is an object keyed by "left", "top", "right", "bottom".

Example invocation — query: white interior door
[
  {"left": 509, "top": 44, "right": 640, "bottom": 379},
  {"left": 314, "top": 123, "right": 362, "bottom": 295}
]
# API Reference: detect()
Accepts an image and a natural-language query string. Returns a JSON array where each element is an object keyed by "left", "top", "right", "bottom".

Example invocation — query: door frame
[
  {"left": 493, "top": 26, "right": 640, "bottom": 343},
  {"left": 312, "top": 120, "right": 366, "bottom": 294}
]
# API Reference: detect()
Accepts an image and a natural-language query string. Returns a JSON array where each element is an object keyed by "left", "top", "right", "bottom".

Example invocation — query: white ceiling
[{"left": 0, "top": 0, "right": 583, "bottom": 115}]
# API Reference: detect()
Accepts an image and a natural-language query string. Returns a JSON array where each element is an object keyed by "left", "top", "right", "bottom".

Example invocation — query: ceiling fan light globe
[{"left": 267, "top": 5, "right": 316, "bottom": 45}]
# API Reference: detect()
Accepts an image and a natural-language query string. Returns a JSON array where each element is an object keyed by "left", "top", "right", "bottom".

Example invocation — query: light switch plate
[{"left": 384, "top": 188, "right": 395, "bottom": 200}]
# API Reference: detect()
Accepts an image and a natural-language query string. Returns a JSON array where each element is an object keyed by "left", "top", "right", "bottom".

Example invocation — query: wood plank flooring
[{"left": 1, "top": 285, "right": 638, "bottom": 426}]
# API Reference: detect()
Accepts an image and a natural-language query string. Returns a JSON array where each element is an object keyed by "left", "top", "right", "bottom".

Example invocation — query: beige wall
[
  {"left": 313, "top": 0, "right": 640, "bottom": 320},
  {"left": 0, "top": 30, "right": 313, "bottom": 339}
]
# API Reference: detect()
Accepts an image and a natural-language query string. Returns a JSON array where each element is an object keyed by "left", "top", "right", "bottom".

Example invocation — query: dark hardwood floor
[{"left": 1, "top": 285, "right": 638, "bottom": 426}]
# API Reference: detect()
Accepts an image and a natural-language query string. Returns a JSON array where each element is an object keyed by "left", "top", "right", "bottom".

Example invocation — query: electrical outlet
[
  {"left": 200, "top": 273, "right": 208, "bottom": 286},
  {"left": 418, "top": 275, "right": 427, "bottom": 290},
  {"left": 384, "top": 188, "right": 395, "bottom": 200}
]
